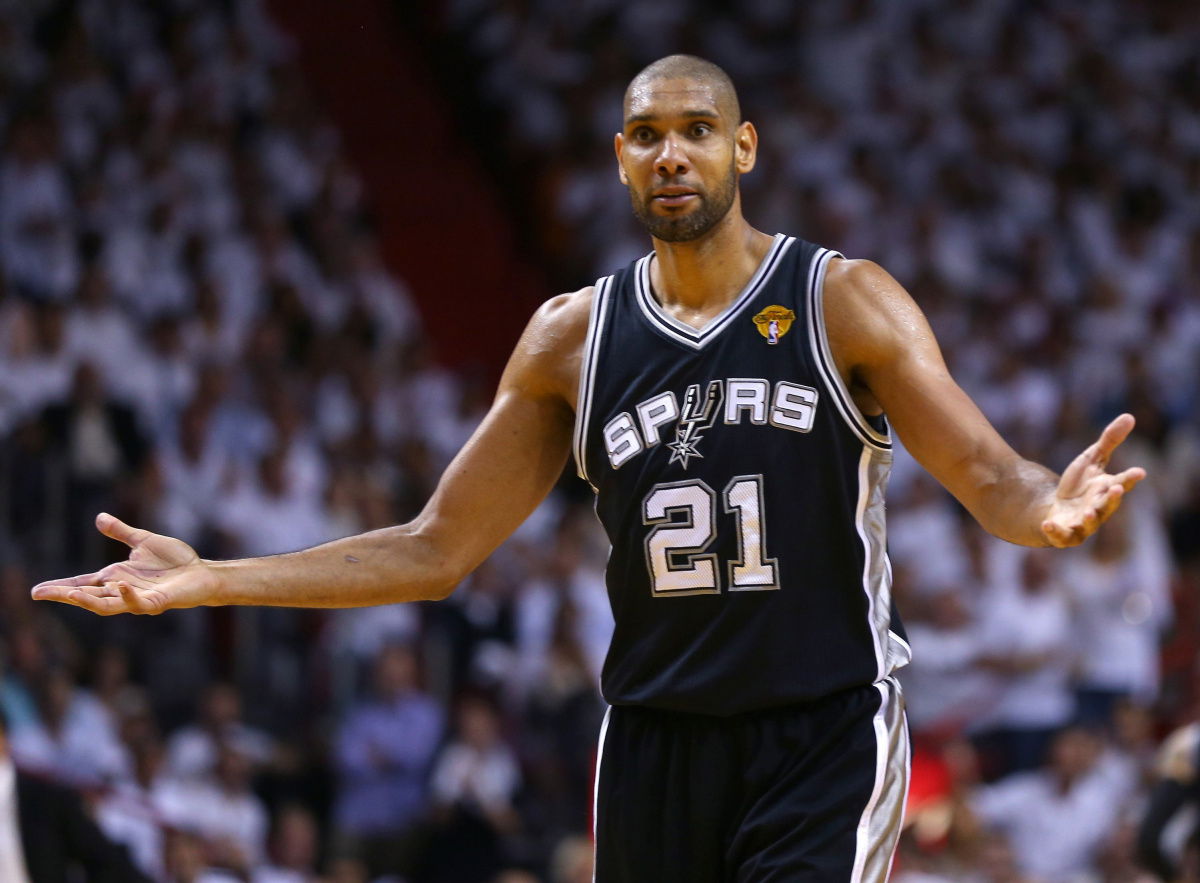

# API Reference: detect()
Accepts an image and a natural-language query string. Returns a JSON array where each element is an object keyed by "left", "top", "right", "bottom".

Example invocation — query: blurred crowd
[
  {"left": 0, "top": 0, "right": 1196, "bottom": 881},
  {"left": 0, "top": 0, "right": 607, "bottom": 881}
]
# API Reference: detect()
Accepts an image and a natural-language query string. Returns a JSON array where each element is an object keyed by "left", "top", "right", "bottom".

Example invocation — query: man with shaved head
[{"left": 35, "top": 55, "right": 1145, "bottom": 881}]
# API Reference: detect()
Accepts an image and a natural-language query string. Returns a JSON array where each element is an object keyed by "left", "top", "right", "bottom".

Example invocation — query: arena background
[{"left": 0, "top": 0, "right": 1198, "bottom": 880}]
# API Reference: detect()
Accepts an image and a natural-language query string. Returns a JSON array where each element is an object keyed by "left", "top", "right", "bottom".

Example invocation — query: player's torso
[{"left": 575, "top": 234, "right": 910, "bottom": 715}]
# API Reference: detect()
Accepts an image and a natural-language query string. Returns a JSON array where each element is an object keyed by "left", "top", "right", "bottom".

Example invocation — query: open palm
[
  {"left": 31, "top": 513, "right": 216, "bottom": 615},
  {"left": 1041, "top": 414, "right": 1146, "bottom": 548}
]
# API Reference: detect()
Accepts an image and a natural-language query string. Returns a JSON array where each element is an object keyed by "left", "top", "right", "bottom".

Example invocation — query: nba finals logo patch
[{"left": 753, "top": 306, "right": 795, "bottom": 345}]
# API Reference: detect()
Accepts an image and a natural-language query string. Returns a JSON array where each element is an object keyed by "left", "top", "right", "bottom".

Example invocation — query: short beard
[{"left": 629, "top": 163, "right": 738, "bottom": 243}]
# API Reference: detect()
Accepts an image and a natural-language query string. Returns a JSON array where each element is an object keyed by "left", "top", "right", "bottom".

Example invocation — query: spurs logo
[
  {"left": 602, "top": 377, "right": 819, "bottom": 471},
  {"left": 667, "top": 380, "right": 724, "bottom": 468}
]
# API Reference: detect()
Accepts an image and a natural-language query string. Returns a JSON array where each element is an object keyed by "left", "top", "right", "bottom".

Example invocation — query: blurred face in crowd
[
  {"left": 70, "top": 363, "right": 105, "bottom": 406},
  {"left": 615, "top": 75, "right": 755, "bottom": 243},
  {"left": 203, "top": 683, "right": 242, "bottom": 729},
  {"left": 164, "top": 830, "right": 207, "bottom": 882},
  {"left": 458, "top": 696, "right": 501, "bottom": 751},
  {"left": 215, "top": 743, "right": 254, "bottom": 793},
  {"left": 1049, "top": 727, "right": 1100, "bottom": 786},
  {"left": 133, "top": 737, "right": 164, "bottom": 788},
  {"left": 325, "top": 858, "right": 369, "bottom": 883},
  {"left": 1019, "top": 549, "right": 1055, "bottom": 595},
  {"left": 373, "top": 644, "right": 418, "bottom": 698},
  {"left": 271, "top": 805, "right": 318, "bottom": 871}
]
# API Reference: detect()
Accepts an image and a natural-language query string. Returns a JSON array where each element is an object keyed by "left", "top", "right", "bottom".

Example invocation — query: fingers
[
  {"left": 1042, "top": 475, "right": 1138, "bottom": 548},
  {"left": 1041, "top": 519, "right": 1078, "bottom": 548},
  {"left": 1092, "top": 482, "right": 1126, "bottom": 525},
  {"left": 63, "top": 590, "right": 139, "bottom": 615},
  {"left": 1113, "top": 465, "right": 1147, "bottom": 491},
  {"left": 1060, "top": 418, "right": 1146, "bottom": 500},
  {"left": 116, "top": 580, "right": 160, "bottom": 614},
  {"left": 1092, "top": 413, "right": 1136, "bottom": 463},
  {"left": 31, "top": 580, "right": 159, "bottom": 615},
  {"left": 31, "top": 570, "right": 104, "bottom": 594},
  {"left": 30, "top": 583, "right": 121, "bottom": 614},
  {"left": 95, "top": 512, "right": 151, "bottom": 549}
]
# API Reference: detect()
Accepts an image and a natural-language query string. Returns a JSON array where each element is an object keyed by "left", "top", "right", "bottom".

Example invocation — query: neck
[{"left": 648, "top": 205, "right": 773, "bottom": 316}]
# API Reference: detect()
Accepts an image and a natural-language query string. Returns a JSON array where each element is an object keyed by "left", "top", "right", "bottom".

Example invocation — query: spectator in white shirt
[
  {"left": 972, "top": 725, "right": 1134, "bottom": 882},
  {"left": 154, "top": 741, "right": 269, "bottom": 875},
  {"left": 0, "top": 112, "right": 79, "bottom": 300},
  {"left": 165, "top": 682, "right": 274, "bottom": 783},
  {"left": 426, "top": 691, "right": 522, "bottom": 882},
  {"left": 973, "top": 549, "right": 1076, "bottom": 774},
  {"left": 8, "top": 665, "right": 131, "bottom": 786},
  {"left": 213, "top": 444, "right": 333, "bottom": 559},
  {"left": 151, "top": 398, "right": 235, "bottom": 544},
  {"left": 252, "top": 803, "right": 322, "bottom": 883},
  {"left": 1064, "top": 505, "right": 1173, "bottom": 726}
]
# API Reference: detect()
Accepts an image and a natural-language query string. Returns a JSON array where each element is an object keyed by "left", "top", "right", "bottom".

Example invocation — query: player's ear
[
  {"left": 734, "top": 121, "right": 757, "bottom": 175},
  {"left": 614, "top": 132, "right": 629, "bottom": 185}
]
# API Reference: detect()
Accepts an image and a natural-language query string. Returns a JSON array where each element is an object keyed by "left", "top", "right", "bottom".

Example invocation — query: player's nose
[{"left": 655, "top": 133, "right": 689, "bottom": 177}]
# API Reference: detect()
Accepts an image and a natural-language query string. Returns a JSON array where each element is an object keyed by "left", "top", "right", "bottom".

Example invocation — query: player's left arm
[{"left": 822, "top": 258, "right": 1145, "bottom": 548}]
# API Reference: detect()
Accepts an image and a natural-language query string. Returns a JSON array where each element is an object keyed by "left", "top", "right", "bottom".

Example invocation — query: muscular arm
[
  {"left": 823, "top": 259, "right": 1144, "bottom": 548},
  {"left": 32, "top": 289, "right": 592, "bottom": 614}
]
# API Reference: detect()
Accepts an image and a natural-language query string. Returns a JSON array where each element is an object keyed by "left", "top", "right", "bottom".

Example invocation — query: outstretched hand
[
  {"left": 30, "top": 513, "right": 217, "bottom": 615},
  {"left": 1041, "top": 413, "right": 1146, "bottom": 548}
]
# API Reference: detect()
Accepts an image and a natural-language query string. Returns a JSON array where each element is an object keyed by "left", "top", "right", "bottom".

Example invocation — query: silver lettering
[
  {"left": 724, "top": 379, "right": 769, "bottom": 425},
  {"left": 770, "top": 382, "right": 819, "bottom": 432},
  {"left": 604, "top": 412, "right": 643, "bottom": 467},
  {"left": 636, "top": 391, "right": 679, "bottom": 447}
]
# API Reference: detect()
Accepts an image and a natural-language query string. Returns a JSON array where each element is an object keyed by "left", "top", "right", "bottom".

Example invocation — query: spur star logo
[{"left": 667, "top": 380, "right": 724, "bottom": 468}]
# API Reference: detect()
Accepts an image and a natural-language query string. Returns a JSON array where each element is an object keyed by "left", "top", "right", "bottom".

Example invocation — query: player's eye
[
  {"left": 690, "top": 123, "right": 712, "bottom": 137},
  {"left": 633, "top": 127, "right": 656, "bottom": 143}
]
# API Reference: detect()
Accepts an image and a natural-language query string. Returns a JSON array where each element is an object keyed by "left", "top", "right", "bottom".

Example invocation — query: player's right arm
[
  {"left": 31, "top": 288, "right": 594, "bottom": 615},
  {"left": 822, "top": 258, "right": 1144, "bottom": 548}
]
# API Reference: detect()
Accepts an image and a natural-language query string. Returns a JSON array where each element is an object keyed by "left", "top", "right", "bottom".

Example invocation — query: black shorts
[{"left": 593, "top": 678, "right": 909, "bottom": 882}]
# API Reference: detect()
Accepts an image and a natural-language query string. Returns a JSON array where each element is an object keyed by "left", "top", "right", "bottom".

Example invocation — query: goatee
[{"left": 630, "top": 164, "right": 738, "bottom": 243}]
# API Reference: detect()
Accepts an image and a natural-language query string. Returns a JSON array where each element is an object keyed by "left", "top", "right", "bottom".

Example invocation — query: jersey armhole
[
  {"left": 804, "top": 249, "right": 892, "bottom": 451},
  {"left": 573, "top": 275, "right": 614, "bottom": 491}
]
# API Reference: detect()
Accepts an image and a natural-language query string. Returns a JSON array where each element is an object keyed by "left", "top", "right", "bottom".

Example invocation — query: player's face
[{"left": 615, "top": 79, "right": 756, "bottom": 243}]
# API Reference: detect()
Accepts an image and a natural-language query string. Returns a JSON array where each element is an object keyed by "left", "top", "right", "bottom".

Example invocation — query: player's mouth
[{"left": 651, "top": 186, "right": 699, "bottom": 207}]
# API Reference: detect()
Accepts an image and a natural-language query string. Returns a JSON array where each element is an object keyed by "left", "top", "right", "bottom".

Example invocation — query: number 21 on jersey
[{"left": 642, "top": 475, "right": 779, "bottom": 596}]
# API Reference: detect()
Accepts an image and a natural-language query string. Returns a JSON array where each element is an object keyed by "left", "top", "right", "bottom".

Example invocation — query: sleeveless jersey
[{"left": 574, "top": 234, "right": 911, "bottom": 716}]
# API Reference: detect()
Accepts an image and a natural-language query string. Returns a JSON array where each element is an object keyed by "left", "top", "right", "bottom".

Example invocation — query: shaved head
[{"left": 624, "top": 55, "right": 741, "bottom": 125}]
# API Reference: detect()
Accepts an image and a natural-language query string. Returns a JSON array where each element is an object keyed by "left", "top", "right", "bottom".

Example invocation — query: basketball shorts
[{"left": 592, "top": 677, "right": 909, "bottom": 882}]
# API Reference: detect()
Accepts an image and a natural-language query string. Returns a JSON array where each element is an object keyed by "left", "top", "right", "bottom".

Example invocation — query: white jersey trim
[
  {"left": 805, "top": 249, "right": 891, "bottom": 451},
  {"left": 574, "top": 276, "right": 614, "bottom": 491},
  {"left": 855, "top": 444, "right": 887, "bottom": 681},
  {"left": 633, "top": 234, "right": 793, "bottom": 350},
  {"left": 591, "top": 705, "right": 612, "bottom": 883}
]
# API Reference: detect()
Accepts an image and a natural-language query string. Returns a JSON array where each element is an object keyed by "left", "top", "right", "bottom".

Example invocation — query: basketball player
[{"left": 33, "top": 56, "right": 1144, "bottom": 880}]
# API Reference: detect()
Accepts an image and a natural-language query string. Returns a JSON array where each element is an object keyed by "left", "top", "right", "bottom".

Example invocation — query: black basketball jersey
[{"left": 574, "top": 234, "right": 911, "bottom": 716}]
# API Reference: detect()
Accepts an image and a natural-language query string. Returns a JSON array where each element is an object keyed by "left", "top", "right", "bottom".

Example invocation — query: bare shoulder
[
  {"left": 821, "top": 257, "right": 937, "bottom": 374},
  {"left": 505, "top": 285, "right": 596, "bottom": 409},
  {"left": 525, "top": 285, "right": 595, "bottom": 350}
]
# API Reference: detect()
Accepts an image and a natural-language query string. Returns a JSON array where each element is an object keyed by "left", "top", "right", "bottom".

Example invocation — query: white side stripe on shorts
[
  {"left": 850, "top": 678, "right": 910, "bottom": 883},
  {"left": 591, "top": 706, "right": 612, "bottom": 883}
]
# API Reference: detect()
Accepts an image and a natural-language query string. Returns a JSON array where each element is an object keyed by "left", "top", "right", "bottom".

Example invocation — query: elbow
[
  {"left": 415, "top": 551, "right": 469, "bottom": 603},
  {"left": 422, "top": 576, "right": 460, "bottom": 602},
  {"left": 399, "top": 520, "right": 475, "bottom": 602},
  {"left": 386, "top": 522, "right": 462, "bottom": 602}
]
